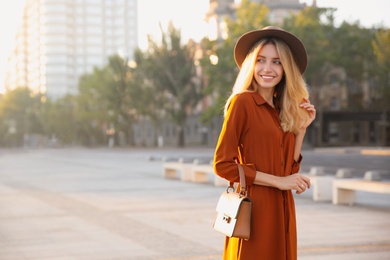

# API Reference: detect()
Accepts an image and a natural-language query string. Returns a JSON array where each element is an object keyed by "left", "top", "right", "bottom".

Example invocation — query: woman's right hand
[
  {"left": 277, "top": 174, "right": 311, "bottom": 194},
  {"left": 254, "top": 171, "right": 310, "bottom": 194}
]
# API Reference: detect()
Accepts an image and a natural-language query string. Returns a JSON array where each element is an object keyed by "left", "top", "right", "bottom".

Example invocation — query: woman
[{"left": 213, "top": 26, "right": 316, "bottom": 259}]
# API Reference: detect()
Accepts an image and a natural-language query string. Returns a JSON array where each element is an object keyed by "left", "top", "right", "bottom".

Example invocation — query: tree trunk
[{"left": 177, "top": 124, "right": 185, "bottom": 147}]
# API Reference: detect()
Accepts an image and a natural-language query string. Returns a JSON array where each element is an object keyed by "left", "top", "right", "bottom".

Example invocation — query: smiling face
[{"left": 253, "top": 43, "right": 284, "bottom": 91}]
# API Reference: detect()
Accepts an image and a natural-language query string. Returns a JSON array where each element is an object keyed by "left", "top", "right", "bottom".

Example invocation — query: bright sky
[{"left": 1, "top": 0, "right": 389, "bottom": 93}]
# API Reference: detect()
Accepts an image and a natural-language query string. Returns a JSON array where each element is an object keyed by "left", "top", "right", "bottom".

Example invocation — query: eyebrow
[{"left": 257, "top": 55, "right": 280, "bottom": 60}]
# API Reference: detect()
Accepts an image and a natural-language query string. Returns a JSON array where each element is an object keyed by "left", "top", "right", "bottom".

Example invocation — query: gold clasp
[{"left": 223, "top": 214, "right": 231, "bottom": 223}]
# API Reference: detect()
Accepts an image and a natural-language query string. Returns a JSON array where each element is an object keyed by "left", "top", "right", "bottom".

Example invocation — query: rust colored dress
[{"left": 214, "top": 91, "right": 302, "bottom": 260}]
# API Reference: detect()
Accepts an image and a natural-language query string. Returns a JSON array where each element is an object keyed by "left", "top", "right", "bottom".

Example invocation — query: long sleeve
[{"left": 213, "top": 93, "right": 257, "bottom": 186}]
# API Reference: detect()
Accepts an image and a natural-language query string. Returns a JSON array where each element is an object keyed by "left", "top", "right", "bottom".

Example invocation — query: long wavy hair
[{"left": 224, "top": 37, "right": 310, "bottom": 134}]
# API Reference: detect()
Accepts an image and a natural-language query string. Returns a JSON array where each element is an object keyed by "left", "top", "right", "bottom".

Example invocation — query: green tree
[
  {"left": 372, "top": 28, "right": 390, "bottom": 110},
  {"left": 41, "top": 94, "right": 79, "bottom": 146},
  {"left": 0, "top": 88, "right": 43, "bottom": 147},
  {"left": 76, "top": 55, "right": 137, "bottom": 147},
  {"left": 77, "top": 67, "right": 110, "bottom": 146},
  {"left": 135, "top": 22, "right": 204, "bottom": 147},
  {"left": 132, "top": 49, "right": 158, "bottom": 117},
  {"left": 283, "top": 5, "right": 335, "bottom": 87},
  {"left": 331, "top": 23, "right": 378, "bottom": 110},
  {"left": 106, "top": 55, "right": 137, "bottom": 146},
  {"left": 231, "top": 0, "right": 270, "bottom": 36}
]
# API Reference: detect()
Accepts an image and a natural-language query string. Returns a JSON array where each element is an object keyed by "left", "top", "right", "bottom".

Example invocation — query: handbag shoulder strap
[
  {"left": 227, "top": 159, "right": 247, "bottom": 196},
  {"left": 229, "top": 163, "right": 247, "bottom": 195},
  {"left": 237, "top": 164, "right": 247, "bottom": 195}
]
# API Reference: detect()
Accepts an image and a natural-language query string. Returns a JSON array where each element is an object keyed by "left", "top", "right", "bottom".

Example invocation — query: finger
[
  {"left": 304, "top": 179, "right": 311, "bottom": 189},
  {"left": 300, "top": 104, "right": 315, "bottom": 111},
  {"left": 302, "top": 177, "right": 311, "bottom": 189},
  {"left": 298, "top": 183, "right": 306, "bottom": 191},
  {"left": 296, "top": 185, "right": 304, "bottom": 194},
  {"left": 301, "top": 104, "right": 315, "bottom": 109}
]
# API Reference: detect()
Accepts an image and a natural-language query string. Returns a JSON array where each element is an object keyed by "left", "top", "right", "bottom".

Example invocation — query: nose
[{"left": 262, "top": 61, "right": 272, "bottom": 72}]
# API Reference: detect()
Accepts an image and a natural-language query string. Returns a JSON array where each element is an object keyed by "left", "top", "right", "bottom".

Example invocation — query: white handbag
[{"left": 213, "top": 164, "right": 252, "bottom": 240}]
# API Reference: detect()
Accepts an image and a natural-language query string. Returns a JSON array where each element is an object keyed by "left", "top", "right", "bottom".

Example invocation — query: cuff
[
  {"left": 241, "top": 163, "right": 257, "bottom": 187},
  {"left": 292, "top": 154, "right": 302, "bottom": 173}
]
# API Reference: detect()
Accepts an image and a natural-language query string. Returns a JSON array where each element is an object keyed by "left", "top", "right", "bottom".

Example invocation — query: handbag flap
[{"left": 215, "top": 191, "right": 251, "bottom": 219}]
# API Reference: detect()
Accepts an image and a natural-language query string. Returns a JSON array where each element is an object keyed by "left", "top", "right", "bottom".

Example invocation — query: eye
[
  {"left": 273, "top": 60, "right": 281, "bottom": 65},
  {"left": 256, "top": 57, "right": 265, "bottom": 63}
]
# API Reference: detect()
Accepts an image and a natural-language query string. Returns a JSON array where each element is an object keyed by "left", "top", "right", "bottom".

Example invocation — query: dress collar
[
  {"left": 250, "top": 91, "right": 267, "bottom": 106},
  {"left": 250, "top": 91, "right": 280, "bottom": 111}
]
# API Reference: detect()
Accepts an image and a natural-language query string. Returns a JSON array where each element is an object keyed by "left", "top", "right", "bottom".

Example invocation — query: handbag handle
[
  {"left": 229, "top": 163, "right": 247, "bottom": 197},
  {"left": 237, "top": 164, "right": 247, "bottom": 196}
]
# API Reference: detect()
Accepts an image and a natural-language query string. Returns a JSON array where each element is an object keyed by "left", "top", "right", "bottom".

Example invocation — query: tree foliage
[
  {"left": 41, "top": 94, "right": 78, "bottom": 145},
  {"left": 283, "top": 6, "right": 334, "bottom": 87},
  {"left": 0, "top": 88, "right": 43, "bottom": 146},
  {"left": 134, "top": 22, "right": 204, "bottom": 146},
  {"left": 76, "top": 55, "right": 137, "bottom": 146},
  {"left": 372, "top": 28, "right": 390, "bottom": 110}
]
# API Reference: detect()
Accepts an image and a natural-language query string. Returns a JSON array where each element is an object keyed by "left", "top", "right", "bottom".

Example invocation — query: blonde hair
[{"left": 224, "top": 38, "right": 310, "bottom": 134}]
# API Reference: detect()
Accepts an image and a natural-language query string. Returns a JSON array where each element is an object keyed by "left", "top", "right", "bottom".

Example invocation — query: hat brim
[{"left": 234, "top": 26, "right": 307, "bottom": 74}]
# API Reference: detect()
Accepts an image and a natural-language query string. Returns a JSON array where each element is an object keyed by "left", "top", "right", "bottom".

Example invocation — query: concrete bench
[
  {"left": 302, "top": 167, "right": 355, "bottom": 202},
  {"left": 191, "top": 164, "right": 229, "bottom": 187},
  {"left": 301, "top": 166, "right": 332, "bottom": 202},
  {"left": 332, "top": 179, "right": 390, "bottom": 205},
  {"left": 162, "top": 157, "right": 213, "bottom": 182},
  {"left": 162, "top": 161, "right": 193, "bottom": 182},
  {"left": 303, "top": 174, "right": 334, "bottom": 202}
]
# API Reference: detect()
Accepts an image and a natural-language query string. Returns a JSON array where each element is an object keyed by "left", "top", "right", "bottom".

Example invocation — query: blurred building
[
  {"left": 205, "top": 0, "right": 305, "bottom": 41},
  {"left": 5, "top": 0, "right": 138, "bottom": 100}
]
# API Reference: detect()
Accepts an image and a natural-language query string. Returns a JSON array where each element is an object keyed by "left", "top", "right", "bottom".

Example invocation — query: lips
[{"left": 261, "top": 75, "right": 275, "bottom": 79}]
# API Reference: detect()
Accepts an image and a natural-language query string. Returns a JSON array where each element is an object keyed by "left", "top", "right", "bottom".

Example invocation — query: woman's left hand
[{"left": 299, "top": 98, "right": 316, "bottom": 130}]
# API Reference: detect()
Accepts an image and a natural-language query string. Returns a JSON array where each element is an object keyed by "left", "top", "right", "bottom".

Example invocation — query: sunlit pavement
[{"left": 0, "top": 147, "right": 389, "bottom": 259}]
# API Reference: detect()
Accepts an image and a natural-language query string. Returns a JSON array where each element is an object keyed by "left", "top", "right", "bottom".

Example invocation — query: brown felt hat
[{"left": 234, "top": 26, "right": 307, "bottom": 74}]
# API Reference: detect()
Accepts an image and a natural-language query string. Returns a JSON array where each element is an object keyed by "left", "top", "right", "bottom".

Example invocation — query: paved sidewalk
[{"left": 0, "top": 148, "right": 389, "bottom": 259}]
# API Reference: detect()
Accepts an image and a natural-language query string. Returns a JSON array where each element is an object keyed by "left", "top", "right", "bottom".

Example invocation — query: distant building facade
[
  {"left": 5, "top": 0, "right": 138, "bottom": 100},
  {"left": 205, "top": 0, "right": 305, "bottom": 41},
  {"left": 260, "top": 0, "right": 305, "bottom": 24}
]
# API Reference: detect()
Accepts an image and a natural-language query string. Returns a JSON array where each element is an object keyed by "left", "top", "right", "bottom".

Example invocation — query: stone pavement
[{"left": 0, "top": 147, "right": 389, "bottom": 260}]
